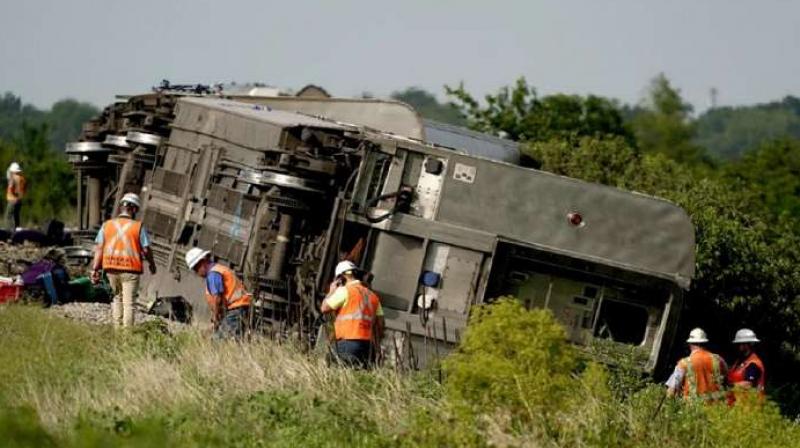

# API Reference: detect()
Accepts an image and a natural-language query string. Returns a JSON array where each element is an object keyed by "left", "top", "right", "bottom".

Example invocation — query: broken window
[{"left": 593, "top": 300, "right": 649, "bottom": 345}]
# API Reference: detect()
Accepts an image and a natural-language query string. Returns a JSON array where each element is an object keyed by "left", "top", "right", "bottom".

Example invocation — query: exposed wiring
[{"left": 364, "top": 186, "right": 413, "bottom": 223}]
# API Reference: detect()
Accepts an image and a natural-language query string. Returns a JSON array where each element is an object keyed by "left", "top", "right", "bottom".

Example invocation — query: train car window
[{"left": 593, "top": 300, "right": 649, "bottom": 345}]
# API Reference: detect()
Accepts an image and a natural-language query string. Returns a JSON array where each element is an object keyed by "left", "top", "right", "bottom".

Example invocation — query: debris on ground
[
  {"left": 49, "top": 302, "right": 190, "bottom": 331},
  {"left": 0, "top": 242, "right": 91, "bottom": 279}
]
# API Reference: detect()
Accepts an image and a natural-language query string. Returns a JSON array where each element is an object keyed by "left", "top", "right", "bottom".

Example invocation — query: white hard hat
[
  {"left": 8, "top": 162, "right": 21, "bottom": 173},
  {"left": 732, "top": 328, "right": 760, "bottom": 344},
  {"left": 185, "top": 247, "right": 211, "bottom": 270},
  {"left": 686, "top": 327, "right": 709, "bottom": 344},
  {"left": 334, "top": 260, "right": 358, "bottom": 277},
  {"left": 120, "top": 192, "right": 141, "bottom": 209}
]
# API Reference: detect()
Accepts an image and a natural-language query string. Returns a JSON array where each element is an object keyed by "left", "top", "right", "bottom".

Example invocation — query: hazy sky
[{"left": 1, "top": 0, "right": 798, "bottom": 112}]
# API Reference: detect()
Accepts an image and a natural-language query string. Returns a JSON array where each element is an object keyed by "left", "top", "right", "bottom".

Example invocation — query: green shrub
[
  {"left": 442, "top": 298, "right": 576, "bottom": 424},
  {"left": 706, "top": 393, "right": 800, "bottom": 448},
  {"left": 584, "top": 339, "right": 650, "bottom": 400}
]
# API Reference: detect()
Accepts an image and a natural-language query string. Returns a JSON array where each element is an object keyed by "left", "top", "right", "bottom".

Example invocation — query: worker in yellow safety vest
[
  {"left": 90, "top": 193, "right": 157, "bottom": 328},
  {"left": 665, "top": 328, "right": 728, "bottom": 402},
  {"left": 727, "top": 328, "right": 766, "bottom": 405},
  {"left": 185, "top": 247, "right": 252, "bottom": 339},
  {"left": 320, "top": 260, "right": 384, "bottom": 368},
  {"left": 5, "top": 162, "right": 26, "bottom": 231}
]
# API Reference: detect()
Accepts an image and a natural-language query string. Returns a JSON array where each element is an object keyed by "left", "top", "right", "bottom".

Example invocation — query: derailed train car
[{"left": 67, "top": 89, "right": 694, "bottom": 373}]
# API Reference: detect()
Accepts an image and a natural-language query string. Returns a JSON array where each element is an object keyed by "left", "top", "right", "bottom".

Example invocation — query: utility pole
[{"left": 709, "top": 87, "right": 718, "bottom": 109}]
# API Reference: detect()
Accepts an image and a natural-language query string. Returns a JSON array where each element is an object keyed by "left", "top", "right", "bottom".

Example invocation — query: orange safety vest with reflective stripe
[
  {"left": 727, "top": 352, "right": 765, "bottom": 405},
  {"left": 101, "top": 217, "right": 143, "bottom": 273},
  {"left": 6, "top": 173, "right": 26, "bottom": 202},
  {"left": 334, "top": 283, "right": 381, "bottom": 341},
  {"left": 679, "top": 349, "right": 726, "bottom": 401},
  {"left": 204, "top": 264, "right": 252, "bottom": 311}
]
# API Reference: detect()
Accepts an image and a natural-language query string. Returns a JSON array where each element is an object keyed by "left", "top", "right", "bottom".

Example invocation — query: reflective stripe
[
  {"left": 6, "top": 174, "right": 25, "bottom": 201},
  {"left": 711, "top": 355, "right": 721, "bottom": 390},
  {"left": 336, "top": 287, "right": 375, "bottom": 322},
  {"left": 204, "top": 264, "right": 251, "bottom": 311},
  {"left": 683, "top": 351, "right": 724, "bottom": 402},
  {"left": 104, "top": 220, "right": 137, "bottom": 257},
  {"left": 334, "top": 284, "right": 380, "bottom": 340},
  {"left": 686, "top": 357, "right": 698, "bottom": 398},
  {"left": 227, "top": 285, "right": 246, "bottom": 306},
  {"left": 101, "top": 217, "right": 143, "bottom": 272}
]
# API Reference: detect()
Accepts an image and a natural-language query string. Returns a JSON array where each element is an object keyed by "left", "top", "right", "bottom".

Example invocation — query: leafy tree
[
  {"left": 46, "top": 99, "right": 99, "bottom": 152},
  {"left": 390, "top": 87, "right": 466, "bottom": 126},
  {"left": 629, "top": 74, "right": 709, "bottom": 165},
  {"left": 0, "top": 92, "right": 98, "bottom": 152},
  {"left": 723, "top": 139, "right": 800, "bottom": 221},
  {"left": 446, "top": 77, "right": 632, "bottom": 144},
  {"left": 0, "top": 92, "right": 46, "bottom": 143},
  {"left": 695, "top": 97, "right": 800, "bottom": 160},
  {"left": 0, "top": 124, "right": 75, "bottom": 225},
  {"left": 443, "top": 298, "right": 577, "bottom": 421}
]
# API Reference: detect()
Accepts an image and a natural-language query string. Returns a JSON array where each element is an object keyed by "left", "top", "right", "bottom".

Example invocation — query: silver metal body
[{"left": 67, "top": 91, "right": 695, "bottom": 373}]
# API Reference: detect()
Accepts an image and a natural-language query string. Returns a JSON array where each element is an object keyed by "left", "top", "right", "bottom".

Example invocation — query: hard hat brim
[
  {"left": 187, "top": 250, "right": 211, "bottom": 270},
  {"left": 732, "top": 337, "right": 760, "bottom": 344},
  {"left": 686, "top": 338, "right": 709, "bottom": 344}
]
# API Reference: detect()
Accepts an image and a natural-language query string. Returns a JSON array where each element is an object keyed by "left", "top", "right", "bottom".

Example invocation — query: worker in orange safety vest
[
  {"left": 320, "top": 260, "right": 384, "bottom": 368},
  {"left": 91, "top": 193, "right": 157, "bottom": 328},
  {"left": 727, "top": 328, "right": 765, "bottom": 405},
  {"left": 5, "top": 162, "right": 26, "bottom": 232},
  {"left": 665, "top": 328, "right": 728, "bottom": 402},
  {"left": 185, "top": 247, "right": 252, "bottom": 339}
]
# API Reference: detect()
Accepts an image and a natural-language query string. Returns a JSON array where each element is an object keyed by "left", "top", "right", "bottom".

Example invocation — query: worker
[
  {"left": 320, "top": 260, "right": 384, "bottom": 368},
  {"left": 665, "top": 328, "right": 728, "bottom": 402},
  {"left": 90, "top": 193, "right": 157, "bottom": 328},
  {"left": 5, "top": 162, "right": 26, "bottom": 231},
  {"left": 727, "top": 328, "right": 765, "bottom": 405},
  {"left": 185, "top": 247, "right": 252, "bottom": 339}
]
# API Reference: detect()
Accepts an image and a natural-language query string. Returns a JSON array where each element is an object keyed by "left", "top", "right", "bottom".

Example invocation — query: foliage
[
  {"left": 723, "top": 138, "right": 800, "bottom": 221},
  {"left": 0, "top": 92, "right": 96, "bottom": 226},
  {"left": 443, "top": 298, "right": 577, "bottom": 422},
  {"left": 0, "top": 125, "right": 76, "bottom": 225},
  {"left": 0, "top": 92, "right": 98, "bottom": 153},
  {"left": 0, "top": 93, "right": 45, "bottom": 143},
  {"left": 696, "top": 96, "right": 800, "bottom": 160},
  {"left": 446, "top": 77, "right": 632, "bottom": 144},
  {"left": 390, "top": 87, "right": 466, "bottom": 126},
  {"left": 1, "top": 305, "right": 799, "bottom": 446},
  {"left": 584, "top": 339, "right": 651, "bottom": 399},
  {"left": 46, "top": 99, "right": 99, "bottom": 153},
  {"left": 628, "top": 73, "right": 709, "bottom": 164}
]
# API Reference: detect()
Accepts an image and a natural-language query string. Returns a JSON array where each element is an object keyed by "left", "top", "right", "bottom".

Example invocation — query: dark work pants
[
  {"left": 213, "top": 307, "right": 248, "bottom": 340},
  {"left": 332, "top": 339, "right": 374, "bottom": 369},
  {"left": 5, "top": 200, "right": 21, "bottom": 231}
]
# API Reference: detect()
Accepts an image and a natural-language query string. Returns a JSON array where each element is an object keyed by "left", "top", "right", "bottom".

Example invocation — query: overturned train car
[{"left": 67, "top": 93, "right": 694, "bottom": 373}]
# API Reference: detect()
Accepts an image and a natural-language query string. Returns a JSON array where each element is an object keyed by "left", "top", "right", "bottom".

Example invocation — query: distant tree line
[{"left": 0, "top": 92, "right": 98, "bottom": 225}]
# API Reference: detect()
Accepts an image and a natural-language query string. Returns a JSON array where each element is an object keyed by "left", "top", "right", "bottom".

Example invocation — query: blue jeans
[
  {"left": 213, "top": 307, "right": 248, "bottom": 340},
  {"left": 331, "top": 340, "right": 374, "bottom": 369}
]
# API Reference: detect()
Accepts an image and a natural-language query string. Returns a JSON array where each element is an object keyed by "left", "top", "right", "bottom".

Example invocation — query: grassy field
[{"left": 0, "top": 302, "right": 798, "bottom": 447}]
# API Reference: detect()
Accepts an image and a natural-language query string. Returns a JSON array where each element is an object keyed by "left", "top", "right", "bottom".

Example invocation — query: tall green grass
[{"left": 0, "top": 303, "right": 798, "bottom": 447}]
